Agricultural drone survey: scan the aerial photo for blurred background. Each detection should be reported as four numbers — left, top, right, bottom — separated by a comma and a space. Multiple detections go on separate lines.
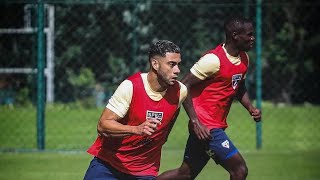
0, 0, 319, 179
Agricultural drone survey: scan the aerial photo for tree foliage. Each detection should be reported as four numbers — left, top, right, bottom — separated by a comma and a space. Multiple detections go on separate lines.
1, 1, 319, 104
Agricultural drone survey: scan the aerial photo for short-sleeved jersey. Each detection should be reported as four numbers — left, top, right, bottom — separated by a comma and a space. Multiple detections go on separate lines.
87, 72, 184, 176
106, 73, 187, 118
190, 44, 249, 130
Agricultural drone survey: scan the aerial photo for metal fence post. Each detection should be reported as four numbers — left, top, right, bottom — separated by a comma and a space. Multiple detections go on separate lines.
255, 0, 262, 149
37, 0, 45, 150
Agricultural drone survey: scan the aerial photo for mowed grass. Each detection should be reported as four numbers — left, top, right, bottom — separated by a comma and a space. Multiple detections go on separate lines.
0, 102, 320, 179
0, 150, 319, 180
160, 149, 320, 180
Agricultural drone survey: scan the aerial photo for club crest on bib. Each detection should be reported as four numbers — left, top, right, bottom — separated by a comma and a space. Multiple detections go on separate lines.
146, 110, 164, 121
232, 74, 242, 90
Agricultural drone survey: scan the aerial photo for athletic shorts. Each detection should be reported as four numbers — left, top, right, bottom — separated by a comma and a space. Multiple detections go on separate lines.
84, 157, 156, 180
183, 128, 238, 172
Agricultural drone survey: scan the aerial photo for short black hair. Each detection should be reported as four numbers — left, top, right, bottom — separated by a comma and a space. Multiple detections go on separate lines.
148, 40, 180, 61
224, 16, 252, 36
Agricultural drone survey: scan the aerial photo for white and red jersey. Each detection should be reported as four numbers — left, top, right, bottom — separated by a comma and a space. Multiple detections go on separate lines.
87, 72, 181, 176
191, 44, 248, 130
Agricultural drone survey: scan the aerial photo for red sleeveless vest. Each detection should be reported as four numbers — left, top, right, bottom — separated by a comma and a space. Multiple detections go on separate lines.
87, 72, 180, 176
191, 44, 248, 130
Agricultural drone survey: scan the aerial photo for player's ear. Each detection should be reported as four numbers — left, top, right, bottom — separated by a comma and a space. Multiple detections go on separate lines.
232, 31, 238, 40
151, 58, 159, 70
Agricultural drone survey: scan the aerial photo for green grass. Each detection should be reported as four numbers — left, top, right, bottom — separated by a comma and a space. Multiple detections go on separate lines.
159, 149, 320, 180
0, 150, 319, 180
0, 152, 91, 180
0, 102, 320, 179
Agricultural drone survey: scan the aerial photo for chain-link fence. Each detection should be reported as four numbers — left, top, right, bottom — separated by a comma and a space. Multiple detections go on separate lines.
0, 1, 319, 152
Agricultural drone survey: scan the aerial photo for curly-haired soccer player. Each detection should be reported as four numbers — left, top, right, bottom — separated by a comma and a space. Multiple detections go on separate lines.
84, 40, 187, 180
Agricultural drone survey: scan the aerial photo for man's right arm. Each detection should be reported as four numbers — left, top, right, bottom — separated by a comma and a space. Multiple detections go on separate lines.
181, 54, 219, 140
97, 108, 161, 137
97, 80, 161, 138
181, 73, 211, 140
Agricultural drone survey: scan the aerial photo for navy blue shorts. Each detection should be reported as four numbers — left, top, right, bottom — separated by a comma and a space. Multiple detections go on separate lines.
183, 129, 238, 175
84, 157, 156, 180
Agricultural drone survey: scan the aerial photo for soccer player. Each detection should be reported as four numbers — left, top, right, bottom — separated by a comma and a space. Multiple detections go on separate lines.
157, 16, 262, 180
83, 40, 187, 180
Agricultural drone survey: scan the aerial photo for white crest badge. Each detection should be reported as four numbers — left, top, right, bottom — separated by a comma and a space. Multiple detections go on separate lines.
221, 140, 230, 148
146, 110, 164, 121
232, 74, 242, 90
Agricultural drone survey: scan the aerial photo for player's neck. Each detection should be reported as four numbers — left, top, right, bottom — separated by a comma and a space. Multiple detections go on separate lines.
224, 43, 240, 57
147, 72, 167, 92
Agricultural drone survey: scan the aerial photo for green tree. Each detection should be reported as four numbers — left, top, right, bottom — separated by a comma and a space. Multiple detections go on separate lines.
261, 2, 318, 104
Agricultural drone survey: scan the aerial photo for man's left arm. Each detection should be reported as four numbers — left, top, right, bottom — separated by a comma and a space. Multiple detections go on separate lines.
236, 81, 261, 122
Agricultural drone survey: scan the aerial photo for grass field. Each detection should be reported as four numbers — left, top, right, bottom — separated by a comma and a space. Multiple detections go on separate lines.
0, 102, 320, 179
0, 149, 319, 180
